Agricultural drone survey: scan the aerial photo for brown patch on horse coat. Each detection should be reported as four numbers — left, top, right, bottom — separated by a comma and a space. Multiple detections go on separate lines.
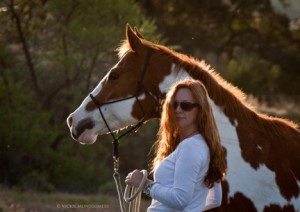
85, 51, 149, 112
208, 181, 257, 212
116, 41, 172, 120
264, 204, 296, 212
85, 39, 170, 121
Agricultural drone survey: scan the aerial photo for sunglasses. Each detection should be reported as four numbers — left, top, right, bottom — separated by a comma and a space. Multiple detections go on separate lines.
173, 101, 199, 112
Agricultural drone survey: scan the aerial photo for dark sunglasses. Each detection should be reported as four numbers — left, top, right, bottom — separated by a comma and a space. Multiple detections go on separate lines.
173, 101, 199, 112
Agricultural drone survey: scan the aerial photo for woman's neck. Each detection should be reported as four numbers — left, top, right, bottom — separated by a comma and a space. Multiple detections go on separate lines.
180, 128, 199, 140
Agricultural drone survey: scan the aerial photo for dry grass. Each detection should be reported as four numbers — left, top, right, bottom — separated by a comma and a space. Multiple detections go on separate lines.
0, 185, 151, 212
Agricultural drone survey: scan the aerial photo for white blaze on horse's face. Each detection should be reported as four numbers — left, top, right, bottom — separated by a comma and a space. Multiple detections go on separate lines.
67, 74, 107, 144
67, 65, 143, 144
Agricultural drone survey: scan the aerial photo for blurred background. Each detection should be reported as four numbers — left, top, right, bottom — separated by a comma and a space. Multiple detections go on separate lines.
0, 0, 299, 210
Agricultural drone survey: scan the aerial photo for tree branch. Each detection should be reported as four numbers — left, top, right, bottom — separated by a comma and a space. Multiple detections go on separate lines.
86, 49, 100, 92
8, 0, 41, 96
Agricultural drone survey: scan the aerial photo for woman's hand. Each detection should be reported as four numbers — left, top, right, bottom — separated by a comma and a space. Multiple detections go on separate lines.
125, 169, 144, 188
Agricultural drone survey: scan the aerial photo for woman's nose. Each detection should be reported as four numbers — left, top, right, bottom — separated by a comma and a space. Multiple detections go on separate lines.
175, 105, 182, 112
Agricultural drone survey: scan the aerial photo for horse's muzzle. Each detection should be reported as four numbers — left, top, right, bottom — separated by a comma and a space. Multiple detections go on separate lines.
67, 115, 95, 142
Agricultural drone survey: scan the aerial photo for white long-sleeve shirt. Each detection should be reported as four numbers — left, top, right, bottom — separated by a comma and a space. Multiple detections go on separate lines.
147, 134, 222, 211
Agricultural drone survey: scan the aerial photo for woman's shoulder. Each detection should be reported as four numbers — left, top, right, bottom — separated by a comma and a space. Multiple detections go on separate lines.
176, 134, 210, 163
178, 134, 208, 151
181, 134, 205, 145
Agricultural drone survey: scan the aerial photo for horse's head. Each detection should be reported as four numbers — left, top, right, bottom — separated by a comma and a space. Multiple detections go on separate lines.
67, 25, 165, 144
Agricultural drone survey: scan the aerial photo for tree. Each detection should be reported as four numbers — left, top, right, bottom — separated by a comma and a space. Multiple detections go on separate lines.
136, 0, 300, 102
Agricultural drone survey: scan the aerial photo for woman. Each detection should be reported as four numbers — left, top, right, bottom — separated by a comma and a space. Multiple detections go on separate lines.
125, 79, 226, 211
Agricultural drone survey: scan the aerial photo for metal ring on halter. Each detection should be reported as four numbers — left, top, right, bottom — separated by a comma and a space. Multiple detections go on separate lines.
124, 169, 148, 203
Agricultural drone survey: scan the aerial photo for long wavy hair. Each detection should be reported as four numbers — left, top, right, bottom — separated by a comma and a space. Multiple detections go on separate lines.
150, 79, 226, 187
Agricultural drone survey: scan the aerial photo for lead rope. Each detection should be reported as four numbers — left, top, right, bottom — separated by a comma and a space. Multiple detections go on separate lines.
90, 98, 148, 212
113, 156, 148, 212
113, 158, 127, 212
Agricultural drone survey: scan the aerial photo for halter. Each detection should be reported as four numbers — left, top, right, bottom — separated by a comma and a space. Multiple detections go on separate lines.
89, 48, 156, 212
89, 48, 155, 161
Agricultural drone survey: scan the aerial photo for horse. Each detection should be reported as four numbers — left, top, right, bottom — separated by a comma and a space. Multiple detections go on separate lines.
67, 24, 300, 211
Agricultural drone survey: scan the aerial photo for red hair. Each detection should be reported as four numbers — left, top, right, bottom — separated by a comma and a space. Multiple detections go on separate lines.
150, 79, 226, 187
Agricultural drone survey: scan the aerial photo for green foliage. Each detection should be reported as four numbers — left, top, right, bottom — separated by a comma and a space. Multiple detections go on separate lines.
0, 70, 118, 193
0, 0, 161, 193
0, 71, 57, 188
224, 49, 281, 100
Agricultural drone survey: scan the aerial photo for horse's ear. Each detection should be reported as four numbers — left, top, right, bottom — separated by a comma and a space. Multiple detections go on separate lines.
126, 24, 145, 53
134, 27, 145, 39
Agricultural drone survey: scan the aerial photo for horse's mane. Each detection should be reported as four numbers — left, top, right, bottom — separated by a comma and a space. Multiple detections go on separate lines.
117, 39, 299, 132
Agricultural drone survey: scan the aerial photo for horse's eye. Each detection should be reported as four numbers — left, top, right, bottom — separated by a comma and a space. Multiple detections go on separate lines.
108, 72, 119, 81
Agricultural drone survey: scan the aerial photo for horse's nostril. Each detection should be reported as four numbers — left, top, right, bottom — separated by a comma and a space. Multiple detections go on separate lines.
67, 116, 73, 127
75, 118, 95, 139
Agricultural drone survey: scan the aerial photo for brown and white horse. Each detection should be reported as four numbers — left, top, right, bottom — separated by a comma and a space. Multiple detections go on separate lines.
67, 25, 300, 211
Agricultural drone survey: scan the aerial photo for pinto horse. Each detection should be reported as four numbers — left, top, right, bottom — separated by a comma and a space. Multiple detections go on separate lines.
67, 25, 300, 211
